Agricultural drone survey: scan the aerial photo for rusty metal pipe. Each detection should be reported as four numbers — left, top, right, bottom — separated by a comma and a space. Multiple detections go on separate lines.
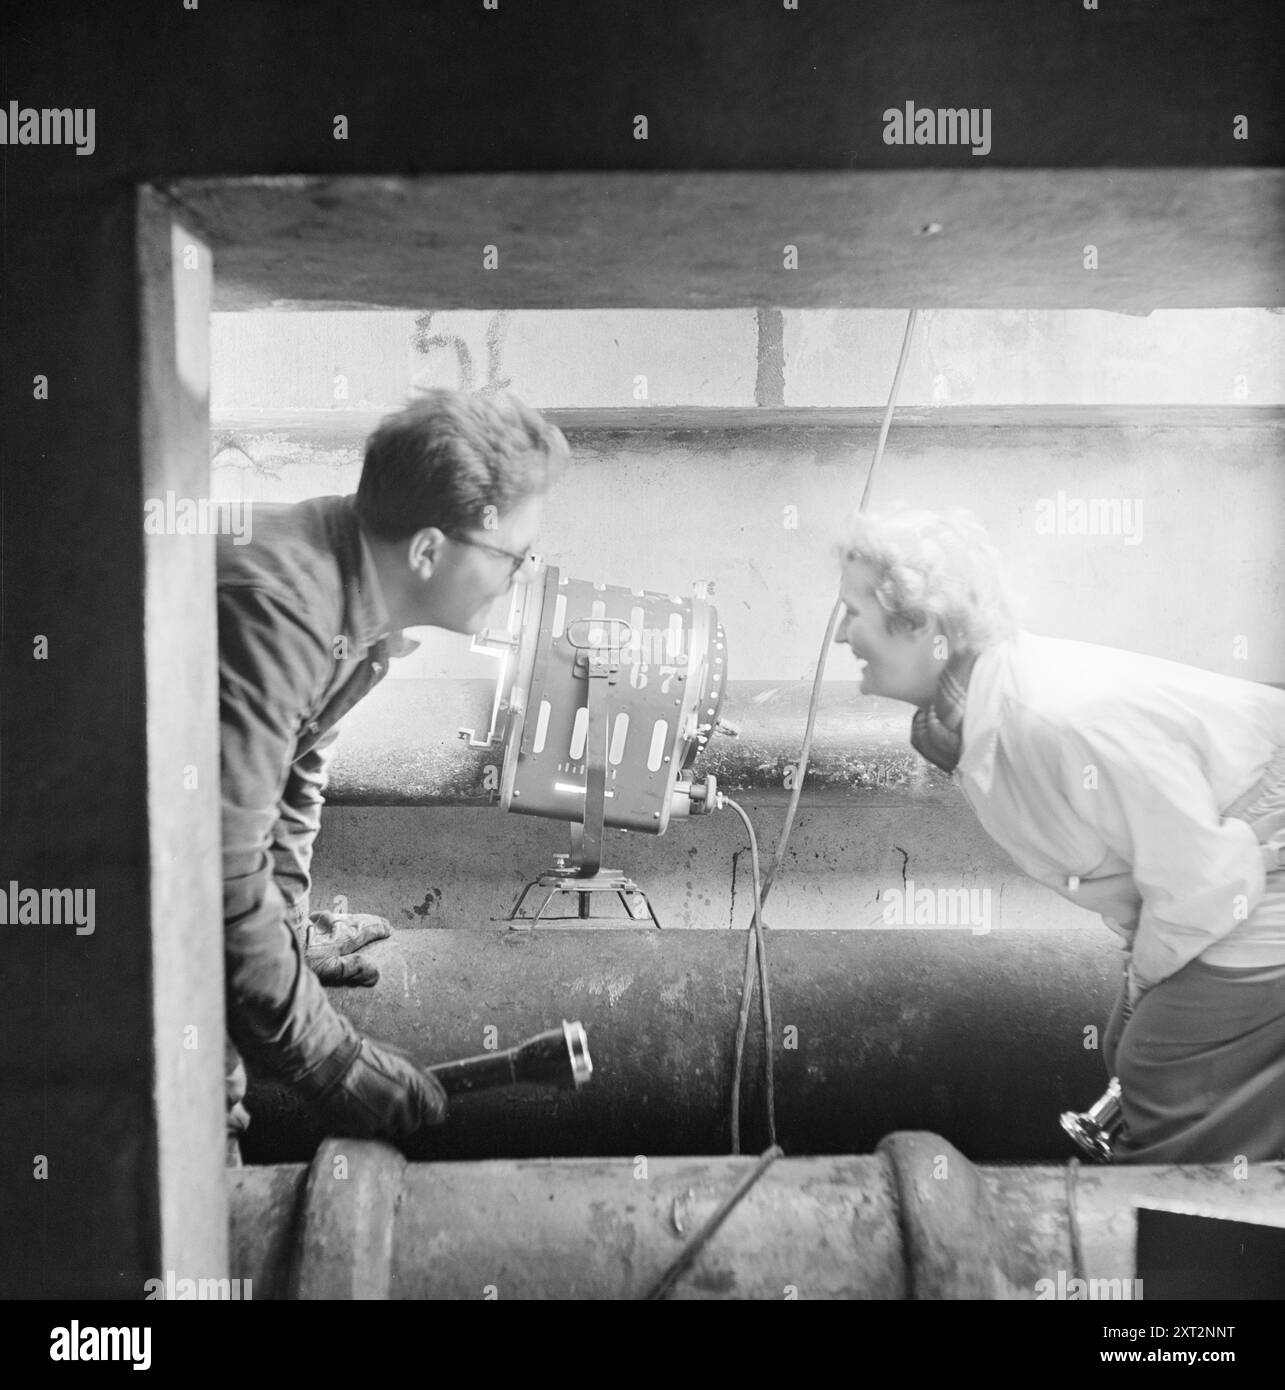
228, 1134, 1285, 1300
242, 927, 1119, 1163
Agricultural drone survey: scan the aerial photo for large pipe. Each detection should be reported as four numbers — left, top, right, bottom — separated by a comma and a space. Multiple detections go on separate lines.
243, 927, 1119, 1163
228, 1134, 1285, 1300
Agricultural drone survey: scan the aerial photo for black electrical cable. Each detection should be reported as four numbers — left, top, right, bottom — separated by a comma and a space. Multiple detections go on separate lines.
729, 937, 759, 1155
725, 797, 773, 1153
1066, 1158, 1087, 1284
761, 307, 921, 908
726, 308, 920, 1156
758, 598, 846, 910
643, 1144, 784, 1300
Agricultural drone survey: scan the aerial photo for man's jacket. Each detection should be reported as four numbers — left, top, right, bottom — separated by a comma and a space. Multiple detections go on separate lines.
217, 494, 409, 1092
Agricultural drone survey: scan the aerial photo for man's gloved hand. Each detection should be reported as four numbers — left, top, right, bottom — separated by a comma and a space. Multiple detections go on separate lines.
305, 911, 392, 986
313, 1036, 449, 1144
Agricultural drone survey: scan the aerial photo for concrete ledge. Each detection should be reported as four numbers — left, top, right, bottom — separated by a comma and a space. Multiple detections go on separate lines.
214, 405, 1285, 445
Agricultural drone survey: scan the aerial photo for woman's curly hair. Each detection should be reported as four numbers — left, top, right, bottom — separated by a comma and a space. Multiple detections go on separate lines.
837, 507, 1017, 654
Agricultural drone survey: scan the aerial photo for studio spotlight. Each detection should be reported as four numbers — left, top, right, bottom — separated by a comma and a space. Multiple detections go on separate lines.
461, 565, 738, 925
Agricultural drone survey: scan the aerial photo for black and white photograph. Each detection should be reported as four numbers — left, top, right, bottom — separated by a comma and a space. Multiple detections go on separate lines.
2, 0, 1283, 1353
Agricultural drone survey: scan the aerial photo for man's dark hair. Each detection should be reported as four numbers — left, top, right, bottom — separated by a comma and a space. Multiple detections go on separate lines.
355, 390, 567, 541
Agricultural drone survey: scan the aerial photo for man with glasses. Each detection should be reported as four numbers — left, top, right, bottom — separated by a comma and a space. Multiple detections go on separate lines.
218, 389, 566, 1157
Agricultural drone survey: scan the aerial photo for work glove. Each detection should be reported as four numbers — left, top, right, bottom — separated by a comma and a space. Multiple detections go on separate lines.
305, 911, 392, 986
311, 1036, 449, 1144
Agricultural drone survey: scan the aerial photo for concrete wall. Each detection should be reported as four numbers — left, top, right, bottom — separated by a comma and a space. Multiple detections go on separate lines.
212, 308, 1285, 410
211, 310, 1285, 683
308, 803, 1107, 939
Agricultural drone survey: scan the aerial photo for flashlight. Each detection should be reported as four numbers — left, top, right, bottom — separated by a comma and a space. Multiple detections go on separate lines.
1059, 1077, 1125, 1161
427, 1020, 592, 1096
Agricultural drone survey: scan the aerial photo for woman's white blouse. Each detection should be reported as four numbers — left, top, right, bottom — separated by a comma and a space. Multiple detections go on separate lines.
953, 632, 1285, 988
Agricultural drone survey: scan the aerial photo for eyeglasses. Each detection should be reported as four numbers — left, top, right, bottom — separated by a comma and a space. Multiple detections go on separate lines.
446, 532, 534, 580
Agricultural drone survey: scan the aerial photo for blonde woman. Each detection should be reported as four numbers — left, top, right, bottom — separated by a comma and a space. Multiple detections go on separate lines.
836, 508, 1285, 1162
